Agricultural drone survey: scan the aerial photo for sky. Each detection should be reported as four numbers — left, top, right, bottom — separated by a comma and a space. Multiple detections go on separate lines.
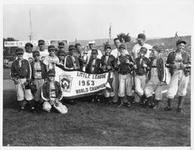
3, 0, 193, 42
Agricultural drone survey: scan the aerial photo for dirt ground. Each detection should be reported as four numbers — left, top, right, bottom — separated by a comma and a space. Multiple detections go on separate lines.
3, 69, 190, 146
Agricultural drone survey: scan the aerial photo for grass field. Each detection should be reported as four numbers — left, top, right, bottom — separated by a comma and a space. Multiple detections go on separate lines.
3, 68, 190, 146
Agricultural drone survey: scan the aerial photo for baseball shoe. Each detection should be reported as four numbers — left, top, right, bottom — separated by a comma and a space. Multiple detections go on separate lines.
164, 106, 172, 111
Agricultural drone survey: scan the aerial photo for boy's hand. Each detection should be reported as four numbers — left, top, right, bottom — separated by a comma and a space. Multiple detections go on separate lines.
13, 79, 19, 85
143, 63, 147, 68
107, 65, 112, 70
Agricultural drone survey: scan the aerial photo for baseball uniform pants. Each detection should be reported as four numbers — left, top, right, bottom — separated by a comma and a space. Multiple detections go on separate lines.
15, 78, 33, 101
118, 73, 133, 97
167, 70, 190, 99
135, 75, 147, 97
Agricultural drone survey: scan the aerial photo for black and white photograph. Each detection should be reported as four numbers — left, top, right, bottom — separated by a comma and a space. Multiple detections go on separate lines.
1, 0, 193, 149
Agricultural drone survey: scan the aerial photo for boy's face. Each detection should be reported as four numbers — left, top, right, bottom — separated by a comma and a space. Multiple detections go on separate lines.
92, 53, 97, 59
120, 48, 126, 56
49, 50, 55, 57
105, 48, 111, 55
137, 38, 145, 46
89, 44, 95, 49
72, 51, 79, 57
139, 51, 145, 58
25, 46, 33, 53
177, 43, 185, 52
39, 44, 45, 51
17, 54, 23, 60
153, 50, 159, 58
59, 55, 65, 61
114, 39, 121, 49
34, 55, 40, 61
48, 76, 55, 82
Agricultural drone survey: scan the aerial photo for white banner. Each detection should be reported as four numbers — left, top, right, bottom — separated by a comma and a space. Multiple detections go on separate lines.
55, 66, 109, 98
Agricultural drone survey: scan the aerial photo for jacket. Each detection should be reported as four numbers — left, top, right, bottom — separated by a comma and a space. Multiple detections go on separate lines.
166, 51, 190, 76
101, 55, 116, 72
117, 55, 134, 75
41, 81, 62, 101
86, 58, 102, 74
64, 55, 81, 71
11, 59, 31, 79
148, 57, 164, 82
135, 56, 151, 76
31, 60, 47, 80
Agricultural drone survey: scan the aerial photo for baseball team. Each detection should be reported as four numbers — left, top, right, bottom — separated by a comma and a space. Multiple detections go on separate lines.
10, 33, 191, 114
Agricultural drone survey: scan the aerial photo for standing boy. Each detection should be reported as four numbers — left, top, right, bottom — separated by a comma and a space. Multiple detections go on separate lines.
64, 45, 81, 71
101, 44, 116, 102
165, 39, 190, 112
31, 50, 47, 103
134, 47, 151, 105
43, 45, 59, 72
86, 49, 101, 74
11, 48, 34, 111
117, 44, 134, 107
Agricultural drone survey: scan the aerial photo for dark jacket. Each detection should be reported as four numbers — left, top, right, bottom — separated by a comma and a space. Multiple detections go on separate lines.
117, 55, 134, 75
148, 57, 164, 82
41, 81, 62, 101
166, 51, 190, 76
135, 56, 151, 76
31, 61, 47, 80
11, 59, 31, 79
101, 55, 116, 72
86, 58, 101, 74
64, 55, 81, 71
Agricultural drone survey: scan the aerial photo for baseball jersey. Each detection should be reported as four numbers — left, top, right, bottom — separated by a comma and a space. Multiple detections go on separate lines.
111, 48, 129, 59
23, 52, 33, 62
43, 55, 59, 71
132, 43, 152, 59
87, 49, 103, 60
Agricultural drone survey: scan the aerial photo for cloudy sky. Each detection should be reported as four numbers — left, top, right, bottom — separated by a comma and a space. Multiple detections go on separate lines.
3, 0, 193, 41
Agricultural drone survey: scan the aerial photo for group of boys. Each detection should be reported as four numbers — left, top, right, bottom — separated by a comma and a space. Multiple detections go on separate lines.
10, 33, 190, 113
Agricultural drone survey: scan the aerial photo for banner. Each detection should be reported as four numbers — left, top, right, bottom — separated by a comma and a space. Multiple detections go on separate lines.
55, 66, 109, 99
4, 40, 68, 47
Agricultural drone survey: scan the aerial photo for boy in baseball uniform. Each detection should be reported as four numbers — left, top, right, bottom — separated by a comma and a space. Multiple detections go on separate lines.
86, 49, 102, 74
101, 44, 116, 103
64, 45, 81, 71
11, 48, 34, 111
165, 39, 190, 112
41, 70, 68, 114
117, 44, 134, 107
144, 46, 165, 109
134, 47, 151, 105
43, 45, 59, 72
31, 51, 47, 105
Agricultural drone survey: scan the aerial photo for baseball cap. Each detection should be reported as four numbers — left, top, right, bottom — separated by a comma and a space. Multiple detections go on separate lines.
176, 39, 187, 46
38, 40, 45, 45
69, 45, 77, 51
33, 51, 40, 57
25, 42, 33, 48
105, 44, 111, 50
48, 45, 57, 52
140, 47, 147, 54
58, 50, 66, 56
119, 44, 126, 49
16, 48, 24, 55
91, 49, 98, 55
151, 45, 162, 53
137, 33, 146, 40
88, 41, 95, 45
47, 69, 55, 77
58, 41, 65, 48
